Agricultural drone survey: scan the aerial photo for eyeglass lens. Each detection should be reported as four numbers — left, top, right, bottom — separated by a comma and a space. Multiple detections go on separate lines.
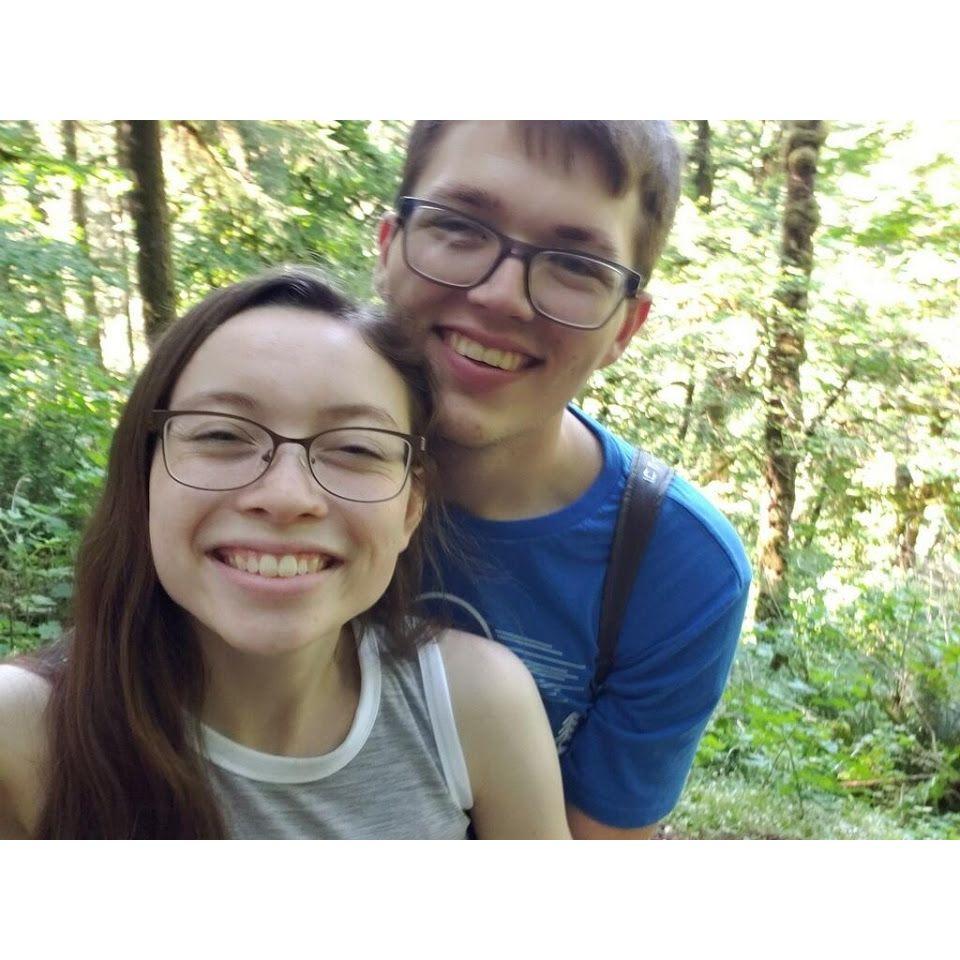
403, 204, 627, 328
162, 414, 412, 502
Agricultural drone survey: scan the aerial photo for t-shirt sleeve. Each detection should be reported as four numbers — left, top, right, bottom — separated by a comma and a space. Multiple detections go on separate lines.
560, 491, 751, 829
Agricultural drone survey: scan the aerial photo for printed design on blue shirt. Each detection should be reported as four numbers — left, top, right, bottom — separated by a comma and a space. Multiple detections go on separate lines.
555, 711, 584, 755
494, 630, 591, 708
419, 591, 593, 698
417, 591, 593, 752
417, 591, 495, 640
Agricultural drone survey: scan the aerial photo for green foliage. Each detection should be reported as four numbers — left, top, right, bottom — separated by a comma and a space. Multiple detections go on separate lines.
2, 119, 959, 838
168, 120, 404, 302
0, 490, 79, 658
682, 571, 960, 837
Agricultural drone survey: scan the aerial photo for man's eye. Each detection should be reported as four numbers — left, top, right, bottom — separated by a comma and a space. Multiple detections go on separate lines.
423, 214, 488, 241
553, 255, 601, 277
545, 254, 618, 288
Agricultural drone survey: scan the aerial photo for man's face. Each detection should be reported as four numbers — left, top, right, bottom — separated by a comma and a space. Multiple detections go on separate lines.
377, 121, 649, 451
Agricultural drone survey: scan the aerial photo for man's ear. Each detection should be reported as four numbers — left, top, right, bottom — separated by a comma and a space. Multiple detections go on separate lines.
373, 213, 398, 298
599, 292, 652, 368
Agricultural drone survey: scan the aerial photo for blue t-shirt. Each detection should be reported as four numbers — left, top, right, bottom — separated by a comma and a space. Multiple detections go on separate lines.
423, 406, 751, 828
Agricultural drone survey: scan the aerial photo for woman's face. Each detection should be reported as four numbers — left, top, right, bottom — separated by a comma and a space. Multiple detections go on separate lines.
148, 305, 423, 658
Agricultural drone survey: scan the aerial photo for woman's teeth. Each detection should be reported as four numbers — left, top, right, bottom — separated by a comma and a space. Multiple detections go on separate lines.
220, 550, 334, 578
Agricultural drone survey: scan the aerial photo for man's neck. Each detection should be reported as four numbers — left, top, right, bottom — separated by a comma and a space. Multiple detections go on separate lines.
436, 408, 604, 521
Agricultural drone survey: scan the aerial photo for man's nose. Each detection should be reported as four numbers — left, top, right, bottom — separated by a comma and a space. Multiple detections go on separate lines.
465, 251, 536, 323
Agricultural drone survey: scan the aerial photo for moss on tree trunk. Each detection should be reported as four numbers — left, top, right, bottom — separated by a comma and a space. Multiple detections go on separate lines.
117, 120, 176, 342
756, 121, 826, 623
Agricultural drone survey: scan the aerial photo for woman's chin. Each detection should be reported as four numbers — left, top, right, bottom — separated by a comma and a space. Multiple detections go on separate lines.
193, 616, 343, 662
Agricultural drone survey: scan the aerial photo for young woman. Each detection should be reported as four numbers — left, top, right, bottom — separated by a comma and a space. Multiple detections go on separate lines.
0, 266, 570, 839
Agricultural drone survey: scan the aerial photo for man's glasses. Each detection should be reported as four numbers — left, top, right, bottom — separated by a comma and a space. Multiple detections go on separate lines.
150, 411, 424, 503
395, 197, 646, 330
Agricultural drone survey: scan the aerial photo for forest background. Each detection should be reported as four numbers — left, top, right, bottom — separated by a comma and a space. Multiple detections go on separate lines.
1, 119, 957, 839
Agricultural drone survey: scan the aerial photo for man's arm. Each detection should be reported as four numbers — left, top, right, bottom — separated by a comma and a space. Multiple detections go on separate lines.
562, 564, 750, 831
567, 803, 657, 840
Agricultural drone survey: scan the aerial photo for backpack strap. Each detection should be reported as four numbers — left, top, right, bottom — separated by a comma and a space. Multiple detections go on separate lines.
591, 449, 675, 697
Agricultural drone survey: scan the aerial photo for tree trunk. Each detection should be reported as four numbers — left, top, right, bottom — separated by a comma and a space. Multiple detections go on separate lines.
62, 120, 104, 366
756, 121, 826, 623
691, 121, 713, 209
893, 464, 922, 570
116, 120, 176, 342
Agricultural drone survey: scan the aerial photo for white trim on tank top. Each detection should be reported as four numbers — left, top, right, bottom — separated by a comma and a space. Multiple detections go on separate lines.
198, 622, 381, 784
198, 621, 474, 811
418, 638, 474, 810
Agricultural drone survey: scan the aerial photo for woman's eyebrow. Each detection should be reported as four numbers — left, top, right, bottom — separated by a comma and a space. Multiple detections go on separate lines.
175, 390, 259, 411
321, 404, 400, 428
172, 395, 400, 429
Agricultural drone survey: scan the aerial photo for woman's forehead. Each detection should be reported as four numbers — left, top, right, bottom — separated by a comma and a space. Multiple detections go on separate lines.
170, 306, 412, 425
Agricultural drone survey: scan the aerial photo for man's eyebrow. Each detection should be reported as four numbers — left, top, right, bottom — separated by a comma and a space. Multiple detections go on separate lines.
423, 185, 619, 260
551, 225, 618, 260
428, 184, 503, 214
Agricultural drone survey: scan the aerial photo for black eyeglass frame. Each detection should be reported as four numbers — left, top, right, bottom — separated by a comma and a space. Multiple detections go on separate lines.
395, 196, 647, 330
149, 410, 426, 503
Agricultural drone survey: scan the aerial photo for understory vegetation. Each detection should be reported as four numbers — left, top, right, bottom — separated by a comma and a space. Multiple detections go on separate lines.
2, 120, 958, 838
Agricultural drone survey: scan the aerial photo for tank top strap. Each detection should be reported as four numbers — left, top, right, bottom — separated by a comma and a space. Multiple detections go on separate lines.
417, 639, 473, 810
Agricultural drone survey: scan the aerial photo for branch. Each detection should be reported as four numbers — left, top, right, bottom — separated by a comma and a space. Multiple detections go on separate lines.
805, 364, 858, 440
840, 774, 932, 789
173, 120, 232, 176
738, 345, 761, 383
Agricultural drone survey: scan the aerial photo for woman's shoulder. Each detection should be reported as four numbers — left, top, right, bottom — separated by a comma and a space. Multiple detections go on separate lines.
0, 664, 51, 838
0, 663, 50, 738
434, 629, 540, 711
432, 630, 549, 759
430, 631, 570, 839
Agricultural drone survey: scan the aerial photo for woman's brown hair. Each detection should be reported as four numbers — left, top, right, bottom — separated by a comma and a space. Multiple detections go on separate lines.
25, 265, 439, 838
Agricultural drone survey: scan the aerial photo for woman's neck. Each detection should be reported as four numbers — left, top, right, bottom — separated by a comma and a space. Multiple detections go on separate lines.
197, 623, 362, 757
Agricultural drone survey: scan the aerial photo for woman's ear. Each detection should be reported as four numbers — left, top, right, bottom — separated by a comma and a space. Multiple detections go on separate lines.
398, 469, 426, 551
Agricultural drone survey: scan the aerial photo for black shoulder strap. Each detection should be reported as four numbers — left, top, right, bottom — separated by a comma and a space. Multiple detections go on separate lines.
592, 449, 674, 697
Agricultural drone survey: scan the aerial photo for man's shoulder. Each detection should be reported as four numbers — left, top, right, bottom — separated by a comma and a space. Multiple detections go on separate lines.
575, 404, 751, 592
660, 472, 752, 591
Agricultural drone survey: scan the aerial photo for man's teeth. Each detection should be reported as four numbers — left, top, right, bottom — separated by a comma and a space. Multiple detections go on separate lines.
448, 332, 525, 372
221, 550, 333, 578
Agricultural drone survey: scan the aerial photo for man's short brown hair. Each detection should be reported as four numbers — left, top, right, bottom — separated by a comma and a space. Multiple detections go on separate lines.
396, 120, 683, 280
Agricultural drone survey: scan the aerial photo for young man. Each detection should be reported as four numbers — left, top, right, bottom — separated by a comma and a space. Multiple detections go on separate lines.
376, 121, 751, 839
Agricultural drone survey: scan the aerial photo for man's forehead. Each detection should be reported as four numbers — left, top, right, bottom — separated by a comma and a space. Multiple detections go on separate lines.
420, 120, 624, 188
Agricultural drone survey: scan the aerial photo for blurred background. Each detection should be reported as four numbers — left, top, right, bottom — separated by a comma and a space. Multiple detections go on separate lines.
1, 119, 957, 838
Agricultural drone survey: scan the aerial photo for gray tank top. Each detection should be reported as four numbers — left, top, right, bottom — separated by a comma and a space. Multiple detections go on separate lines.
200, 624, 473, 839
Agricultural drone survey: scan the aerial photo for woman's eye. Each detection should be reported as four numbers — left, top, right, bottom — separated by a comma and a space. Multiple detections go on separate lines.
338, 444, 386, 460
188, 427, 256, 444
197, 430, 246, 441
